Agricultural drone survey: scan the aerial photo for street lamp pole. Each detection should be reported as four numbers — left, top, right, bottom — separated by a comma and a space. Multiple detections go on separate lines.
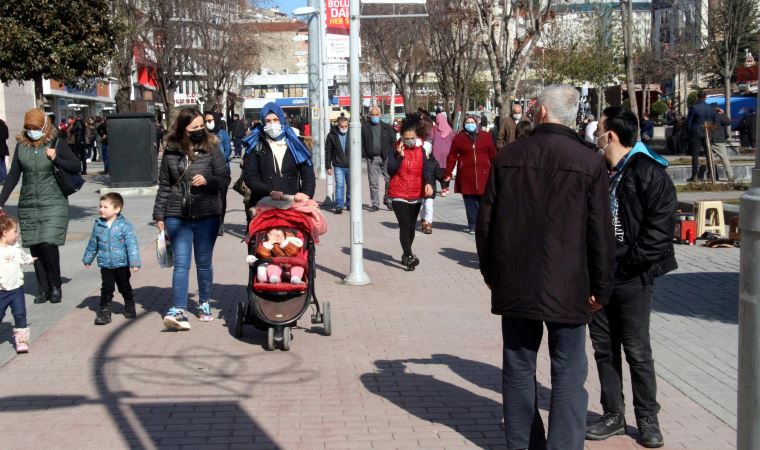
344, 0, 370, 286
318, 0, 333, 200
305, 0, 323, 171
738, 47, 760, 448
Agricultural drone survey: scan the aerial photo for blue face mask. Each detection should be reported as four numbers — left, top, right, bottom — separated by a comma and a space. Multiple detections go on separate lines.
464, 123, 477, 133
370, 116, 380, 125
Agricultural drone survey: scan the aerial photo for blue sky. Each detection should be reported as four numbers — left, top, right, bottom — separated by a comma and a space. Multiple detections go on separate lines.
267, 0, 306, 14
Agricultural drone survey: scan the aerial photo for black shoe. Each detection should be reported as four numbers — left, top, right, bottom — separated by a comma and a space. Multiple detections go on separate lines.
124, 302, 136, 319
636, 415, 664, 448
369, 205, 380, 212
94, 308, 112, 325
50, 287, 62, 303
218, 224, 224, 236
333, 207, 343, 215
34, 291, 49, 304
585, 412, 626, 440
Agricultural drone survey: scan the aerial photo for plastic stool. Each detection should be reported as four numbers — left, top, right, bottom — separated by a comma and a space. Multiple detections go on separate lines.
694, 201, 726, 237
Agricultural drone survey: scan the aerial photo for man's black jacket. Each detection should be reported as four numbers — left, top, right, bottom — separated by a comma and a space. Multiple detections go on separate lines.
325, 127, 350, 169
361, 121, 395, 160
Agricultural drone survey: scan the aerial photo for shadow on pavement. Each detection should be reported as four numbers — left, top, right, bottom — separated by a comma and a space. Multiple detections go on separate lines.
653, 272, 738, 323
68, 204, 99, 221
341, 246, 404, 269
438, 247, 480, 270
360, 356, 551, 448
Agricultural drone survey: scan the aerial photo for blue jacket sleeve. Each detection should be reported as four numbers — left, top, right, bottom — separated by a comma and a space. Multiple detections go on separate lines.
82, 222, 99, 265
124, 222, 141, 268
219, 130, 232, 161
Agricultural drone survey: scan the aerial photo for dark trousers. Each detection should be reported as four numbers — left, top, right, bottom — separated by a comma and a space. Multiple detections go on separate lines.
73, 143, 87, 174
100, 267, 134, 307
463, 195, 481, 231
391, 201, 422, 257
589, 276, 659, 418
0, 287, 26, 328
502, 317, 588, 450
689, 136, 708, 179
233, 138, 244, 157
29, 243, 61, 294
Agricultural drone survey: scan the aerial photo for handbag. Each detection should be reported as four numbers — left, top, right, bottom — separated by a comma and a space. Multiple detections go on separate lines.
232, 174, 250, 197
52, 139, 85, 197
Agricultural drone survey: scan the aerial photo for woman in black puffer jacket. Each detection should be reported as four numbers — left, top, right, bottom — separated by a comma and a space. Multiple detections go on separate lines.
153, 108, 231, 331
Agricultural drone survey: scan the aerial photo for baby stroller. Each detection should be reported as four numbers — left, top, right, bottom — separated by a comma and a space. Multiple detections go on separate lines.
233, 197, 331, 351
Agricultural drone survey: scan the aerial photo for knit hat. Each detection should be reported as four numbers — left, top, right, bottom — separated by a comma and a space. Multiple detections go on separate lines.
23, 108, 46, 130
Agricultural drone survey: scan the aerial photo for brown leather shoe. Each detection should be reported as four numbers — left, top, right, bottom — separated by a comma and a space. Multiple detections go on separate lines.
423, 222, 433, 234
420, 220, 428, 231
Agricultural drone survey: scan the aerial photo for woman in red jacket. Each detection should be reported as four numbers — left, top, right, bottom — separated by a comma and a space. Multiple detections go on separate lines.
387, 119, 434, 271
443, 114, 497, 234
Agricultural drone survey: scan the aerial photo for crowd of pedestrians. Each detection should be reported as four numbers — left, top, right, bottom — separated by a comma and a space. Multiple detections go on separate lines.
4, 81, 751, 449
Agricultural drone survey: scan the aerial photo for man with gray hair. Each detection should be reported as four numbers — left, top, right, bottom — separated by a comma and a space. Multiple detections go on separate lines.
476, 84, 616, 449
361, 106, 396, 211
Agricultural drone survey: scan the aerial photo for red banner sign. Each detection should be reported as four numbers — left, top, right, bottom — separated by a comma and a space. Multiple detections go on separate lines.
326, 0, 349, 35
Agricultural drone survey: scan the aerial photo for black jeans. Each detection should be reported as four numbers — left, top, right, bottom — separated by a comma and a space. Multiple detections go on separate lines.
73, 143, 87, 174
589, 276, 660, 418
463, 195, 481, 231
502, 317, 588, 450
29, 243, 61, 293
689, 136, 708, 179
100, 267, 134, 307
391, 201, 422, 257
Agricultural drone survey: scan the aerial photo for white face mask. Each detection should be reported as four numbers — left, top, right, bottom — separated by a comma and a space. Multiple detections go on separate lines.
263, 123, 282, 138
512, 113, 522, 120
205, 121, 215, 131
338, 127, 348, 134
27, 129, 44, 141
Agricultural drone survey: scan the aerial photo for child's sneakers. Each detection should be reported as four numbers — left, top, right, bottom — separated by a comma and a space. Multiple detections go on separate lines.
94, 307, 112, 325
198, 302, 214, 322
13, 328, 29, 354
163, 307, 191, 331
124, 302, 136, 319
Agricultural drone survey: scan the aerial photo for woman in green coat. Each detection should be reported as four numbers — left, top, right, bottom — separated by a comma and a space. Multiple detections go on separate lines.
0, 108, 81, 304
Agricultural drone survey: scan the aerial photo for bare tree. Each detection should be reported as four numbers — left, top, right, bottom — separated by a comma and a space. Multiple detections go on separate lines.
423, 0, 482, 127
471, 0, 554, 123
111, 0, 141, 113
704, 0, 759, 118
361, 5, 430, 111
620, 0, 639, 130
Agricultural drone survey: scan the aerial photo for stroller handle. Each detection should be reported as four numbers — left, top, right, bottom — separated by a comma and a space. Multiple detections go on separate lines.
281, 194, 296, 202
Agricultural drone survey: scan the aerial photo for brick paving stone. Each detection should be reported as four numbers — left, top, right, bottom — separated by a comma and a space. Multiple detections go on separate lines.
0, 166, 738, 449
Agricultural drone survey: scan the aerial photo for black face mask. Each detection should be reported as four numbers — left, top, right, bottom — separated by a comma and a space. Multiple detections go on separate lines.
188, 129, 206, 144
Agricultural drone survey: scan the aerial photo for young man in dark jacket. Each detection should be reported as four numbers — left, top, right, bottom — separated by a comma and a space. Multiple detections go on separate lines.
476, 84, 616, 450
686, 91, 716, 181
586, 107, 677, 448
326, 116, 350, 213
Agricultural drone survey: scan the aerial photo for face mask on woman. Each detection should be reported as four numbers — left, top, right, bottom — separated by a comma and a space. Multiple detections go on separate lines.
464, 123, 477, 133
264, 123, 282, 139
188, 129, 206, 143
403, 138, 416, 147
27, 129, 44, 141
205, 121, 215, 131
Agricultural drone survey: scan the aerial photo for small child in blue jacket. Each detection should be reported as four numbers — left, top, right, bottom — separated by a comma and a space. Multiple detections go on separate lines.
83, 193, 141, 325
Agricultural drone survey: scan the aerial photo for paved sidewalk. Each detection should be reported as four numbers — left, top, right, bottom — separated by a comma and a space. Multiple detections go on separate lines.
0, 166, 738, 449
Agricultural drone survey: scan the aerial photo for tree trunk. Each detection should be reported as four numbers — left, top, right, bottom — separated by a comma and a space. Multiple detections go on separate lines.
597, 86, 604, 120
622, 0, 640, 138
724, 74, 732, 119
34, 74, 45, 109
115, 85, 134, 113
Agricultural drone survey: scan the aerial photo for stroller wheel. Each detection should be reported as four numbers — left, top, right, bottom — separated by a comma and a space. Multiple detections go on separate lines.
266, 327, 275, 351
282, 327, 292, 351
233, 302, 244, 337
323, 302, 332, 336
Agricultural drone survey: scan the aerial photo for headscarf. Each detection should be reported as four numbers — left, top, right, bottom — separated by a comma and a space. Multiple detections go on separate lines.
435, 112, 452, 139
204, 111, 222, 134
243, 102, 312, 166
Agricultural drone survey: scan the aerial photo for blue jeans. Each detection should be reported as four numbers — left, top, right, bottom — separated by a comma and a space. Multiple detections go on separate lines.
463, 195, 481, 231
165, 216, 221, 309
102, 143, 110, 172
334, 166, 350, 208
502, 317, 588, 450
0, 287, 27, 328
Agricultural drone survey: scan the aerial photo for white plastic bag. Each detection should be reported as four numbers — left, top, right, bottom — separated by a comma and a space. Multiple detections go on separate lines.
156, 230, 174, 268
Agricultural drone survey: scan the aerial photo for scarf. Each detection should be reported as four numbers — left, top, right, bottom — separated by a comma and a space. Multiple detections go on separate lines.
243, 102, 312, 166
435, 112, 452, 139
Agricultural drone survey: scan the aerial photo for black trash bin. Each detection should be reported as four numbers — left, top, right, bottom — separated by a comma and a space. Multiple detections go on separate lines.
107, 113, 158, 188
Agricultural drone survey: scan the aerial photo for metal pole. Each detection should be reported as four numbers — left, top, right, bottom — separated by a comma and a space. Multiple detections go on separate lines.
317, 0, 328, 182
344, 0, 371, 286
318, 0, 334, 204
390, 83, 395, 124
738, 39, 760, 449
307, 0, 323, 171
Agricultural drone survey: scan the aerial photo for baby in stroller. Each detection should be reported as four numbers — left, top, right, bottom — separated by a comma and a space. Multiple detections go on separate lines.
247, 227, 306, 285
